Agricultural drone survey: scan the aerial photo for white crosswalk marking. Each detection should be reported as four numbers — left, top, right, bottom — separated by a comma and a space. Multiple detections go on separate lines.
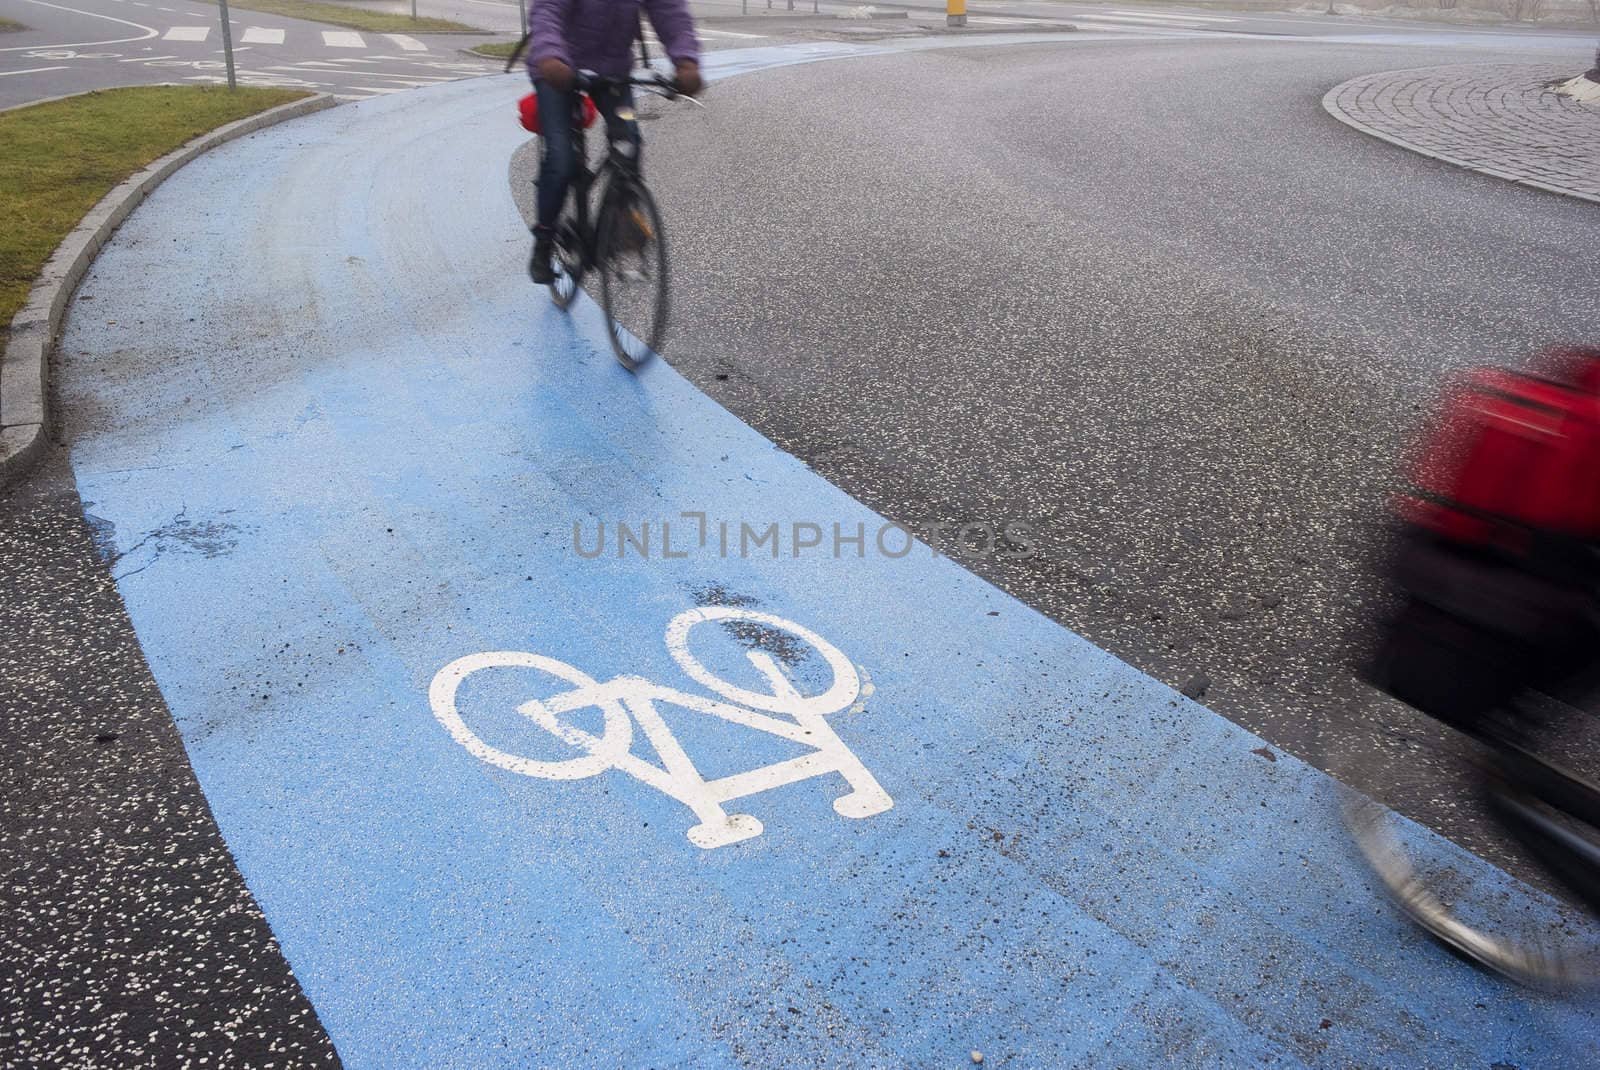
1068, 13, 1203, 27
381, 33, 427, 51
322, 30, 365, 47
1108, 7, 1235, 20
241, 27, 285, 44
697, 27, 768, 39
163, 26, 210, 41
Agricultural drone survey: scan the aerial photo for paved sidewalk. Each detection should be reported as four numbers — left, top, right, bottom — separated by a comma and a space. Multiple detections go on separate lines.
1324, 62, 1600, 202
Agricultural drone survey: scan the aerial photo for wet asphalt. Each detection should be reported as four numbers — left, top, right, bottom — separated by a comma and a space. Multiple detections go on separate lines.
510, 36, 1600, 884
0, 450, 340, 1068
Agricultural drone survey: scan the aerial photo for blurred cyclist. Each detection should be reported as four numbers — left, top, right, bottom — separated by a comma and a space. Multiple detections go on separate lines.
525, 0, 702, 284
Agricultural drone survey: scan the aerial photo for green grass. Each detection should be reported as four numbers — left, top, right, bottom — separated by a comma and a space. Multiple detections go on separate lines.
0, 85, 310, 329
469, 40, 519, 59
202, 0, 478, 32
0, 17, 28, 32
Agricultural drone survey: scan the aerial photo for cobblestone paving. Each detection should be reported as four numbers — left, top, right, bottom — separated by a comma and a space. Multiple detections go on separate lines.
1324, 63, 1600, 203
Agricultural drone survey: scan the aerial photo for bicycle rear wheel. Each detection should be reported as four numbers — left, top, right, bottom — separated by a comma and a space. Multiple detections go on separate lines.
597, 180, 668, 370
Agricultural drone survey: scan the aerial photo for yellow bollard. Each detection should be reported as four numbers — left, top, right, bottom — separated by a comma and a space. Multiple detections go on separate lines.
947, 0, 966, 27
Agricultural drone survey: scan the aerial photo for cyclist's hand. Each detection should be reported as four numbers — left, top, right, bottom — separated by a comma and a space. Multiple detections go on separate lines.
538, 58, 576, 91
673, 61, 702, 97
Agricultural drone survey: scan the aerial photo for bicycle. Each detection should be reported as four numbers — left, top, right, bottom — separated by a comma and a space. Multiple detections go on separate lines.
534, 70, 694, 370
1339, 708, 1600, 988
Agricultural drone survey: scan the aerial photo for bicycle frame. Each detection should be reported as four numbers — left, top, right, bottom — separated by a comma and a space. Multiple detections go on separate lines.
554, 78, 661, 275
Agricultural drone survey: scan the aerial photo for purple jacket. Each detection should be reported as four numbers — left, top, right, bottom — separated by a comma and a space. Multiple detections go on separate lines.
526, 0, 699, 79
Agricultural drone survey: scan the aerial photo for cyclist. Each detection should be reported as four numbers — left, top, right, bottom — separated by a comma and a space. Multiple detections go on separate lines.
525, 0, 703, 284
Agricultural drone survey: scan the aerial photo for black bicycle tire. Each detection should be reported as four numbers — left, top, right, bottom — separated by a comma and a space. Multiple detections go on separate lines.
547, 216, 582, 310
597, 178, 668, 371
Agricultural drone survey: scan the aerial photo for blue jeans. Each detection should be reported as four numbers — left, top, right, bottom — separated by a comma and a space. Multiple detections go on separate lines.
534, 79, 642, 232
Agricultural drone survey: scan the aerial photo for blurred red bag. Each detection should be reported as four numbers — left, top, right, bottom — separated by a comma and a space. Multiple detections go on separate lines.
1400, 346, 1600, 561
518, 92, 598, 134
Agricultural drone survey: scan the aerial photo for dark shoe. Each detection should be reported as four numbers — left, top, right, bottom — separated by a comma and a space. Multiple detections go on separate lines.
529, 233, 555, 284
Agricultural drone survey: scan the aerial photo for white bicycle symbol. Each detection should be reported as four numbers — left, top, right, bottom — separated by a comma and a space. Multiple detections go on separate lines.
429, 606, 894, 849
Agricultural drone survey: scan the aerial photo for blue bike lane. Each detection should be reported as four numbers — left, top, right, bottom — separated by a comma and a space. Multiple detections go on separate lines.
58, 41, 1599, 1068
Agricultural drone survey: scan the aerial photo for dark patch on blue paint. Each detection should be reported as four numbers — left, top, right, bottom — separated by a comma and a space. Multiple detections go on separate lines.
107, 509, 250, 580
84, 513, 118, 566
138, 509, 245, 560
690, 584, 812, 668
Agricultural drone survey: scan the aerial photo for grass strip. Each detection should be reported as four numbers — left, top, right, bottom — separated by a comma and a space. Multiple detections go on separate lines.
0, 17, 28, 31
201, 0, 477, 32
470, 40, 519, 59
1, 85, 310, 328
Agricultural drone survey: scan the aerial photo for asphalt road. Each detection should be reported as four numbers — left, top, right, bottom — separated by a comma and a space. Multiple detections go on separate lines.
0, 0, 498, 106
525, 32, 1600, 880
0, 454, 341, 1068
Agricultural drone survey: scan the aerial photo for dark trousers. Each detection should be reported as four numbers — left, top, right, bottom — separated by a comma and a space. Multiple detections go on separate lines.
534, 79, 642, 232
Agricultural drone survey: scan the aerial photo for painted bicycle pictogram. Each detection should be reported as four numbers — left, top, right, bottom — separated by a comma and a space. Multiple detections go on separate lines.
428, 606, 893, 848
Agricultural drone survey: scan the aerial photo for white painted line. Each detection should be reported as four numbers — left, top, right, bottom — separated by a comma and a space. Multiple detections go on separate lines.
1068, 13, 1200, 26
0, 64, 70, 76
119, 52, 174, 60
339, 75, 453, 86
163, 25, 209, 40
345, 84, 404, 93
1076, 11, 1199, 23
241, 26, 285, 44
381, 33, 426, 51
321, 30, 365, 47
1108, 7, 1235, 20
698, 27, 768, 39
2, 0, 159, 52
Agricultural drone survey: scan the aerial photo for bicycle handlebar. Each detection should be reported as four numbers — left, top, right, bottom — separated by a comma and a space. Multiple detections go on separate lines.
572, 69, 689, 102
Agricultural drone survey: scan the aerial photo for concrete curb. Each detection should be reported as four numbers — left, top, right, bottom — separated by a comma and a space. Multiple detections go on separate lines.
0, 90, 338, 491
1320, 68, 1600, 209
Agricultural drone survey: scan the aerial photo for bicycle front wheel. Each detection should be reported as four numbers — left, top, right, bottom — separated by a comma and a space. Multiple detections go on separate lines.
597, 180, 668, 370
548, 218, 583, 310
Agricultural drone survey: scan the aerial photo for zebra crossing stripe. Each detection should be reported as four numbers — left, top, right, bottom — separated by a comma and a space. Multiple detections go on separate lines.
1107, 7, 1235, 20
382, 33, 427, 51
163, 26, 209, 41
322, 30, 366, 48
241, 27, 286, 44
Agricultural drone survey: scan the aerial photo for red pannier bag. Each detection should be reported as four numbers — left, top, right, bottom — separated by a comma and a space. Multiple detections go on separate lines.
518, 92, 598, 135
1400, 347, 1600, 561
1373, 346, 1600, 725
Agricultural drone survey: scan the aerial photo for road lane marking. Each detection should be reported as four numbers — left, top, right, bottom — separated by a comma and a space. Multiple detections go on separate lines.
321, 30, 365, 47
163, 25, 209, 40
381, 33, 426, 50
337, 75, 456, 86
430, 608, 892, 849
241, 26, 284, 43
1071, 11, 1210, 24
0, 64, 70, 76
120, 52, 174, 59
1108, 7, 1236, 19
2, 0, 158, 52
